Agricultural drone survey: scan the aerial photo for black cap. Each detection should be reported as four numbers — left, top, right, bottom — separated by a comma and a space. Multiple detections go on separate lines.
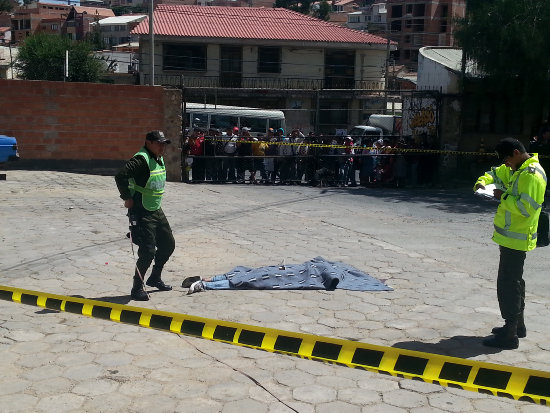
495, 137, 525, 163
146, 130, 171, 144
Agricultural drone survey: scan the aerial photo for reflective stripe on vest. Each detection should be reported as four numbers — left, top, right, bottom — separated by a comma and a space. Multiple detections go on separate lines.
520, 192, 542, 212
494, 224, 537, 241
508, 163, 545, 218
128, 148, 166, 211
531, 165, 547, 183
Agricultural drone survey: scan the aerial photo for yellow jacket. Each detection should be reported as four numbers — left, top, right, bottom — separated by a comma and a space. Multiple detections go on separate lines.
475, 154, 547, 251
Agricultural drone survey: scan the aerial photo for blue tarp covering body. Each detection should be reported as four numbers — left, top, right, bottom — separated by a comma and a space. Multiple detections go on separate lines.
215, 257, 392, 291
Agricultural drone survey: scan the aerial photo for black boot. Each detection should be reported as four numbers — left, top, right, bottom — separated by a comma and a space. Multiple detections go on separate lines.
484, 319, 519, 349
131, 275, 149, 301
146, 265, 172, 291
492, 313, 526, 338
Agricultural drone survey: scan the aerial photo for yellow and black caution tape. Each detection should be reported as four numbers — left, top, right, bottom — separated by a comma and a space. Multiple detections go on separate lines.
1, 284, 549, 405
196, 137, 503, 157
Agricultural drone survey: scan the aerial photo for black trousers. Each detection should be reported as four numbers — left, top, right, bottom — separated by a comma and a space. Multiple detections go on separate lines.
497, 246, 526, 321
135, 208, 175, 277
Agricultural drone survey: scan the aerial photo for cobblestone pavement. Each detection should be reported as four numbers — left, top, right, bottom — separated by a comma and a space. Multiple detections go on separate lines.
1, 170, 549, 413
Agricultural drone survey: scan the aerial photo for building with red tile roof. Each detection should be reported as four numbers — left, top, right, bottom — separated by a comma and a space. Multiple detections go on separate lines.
327, 0, 361, 27
62, 5, 115, 41
132, 5, 391, 45
11, 2, 72, 43
0, 27, 11, 44
133, 5, 396, 133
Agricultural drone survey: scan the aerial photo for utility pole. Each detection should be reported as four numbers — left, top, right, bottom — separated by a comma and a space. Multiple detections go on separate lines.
64, 50, 69, 82
384, 36, 390, 115
8, 43, 13, 79
149, 0, 154, 85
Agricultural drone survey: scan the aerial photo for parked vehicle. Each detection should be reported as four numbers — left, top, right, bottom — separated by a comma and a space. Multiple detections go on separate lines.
348, 114, 402, 146
184, 102, 286, 136
0, 135, 19, 163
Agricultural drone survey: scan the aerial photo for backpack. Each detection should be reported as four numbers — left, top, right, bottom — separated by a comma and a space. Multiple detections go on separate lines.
537, 209, 549, 247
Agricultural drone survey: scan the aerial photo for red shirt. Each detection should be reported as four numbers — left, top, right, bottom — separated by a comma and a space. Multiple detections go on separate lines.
190, 136, 204, 156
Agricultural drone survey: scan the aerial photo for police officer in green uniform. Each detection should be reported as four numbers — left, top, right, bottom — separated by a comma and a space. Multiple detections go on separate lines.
115, 130, 175, 301
475, 138, 547, 349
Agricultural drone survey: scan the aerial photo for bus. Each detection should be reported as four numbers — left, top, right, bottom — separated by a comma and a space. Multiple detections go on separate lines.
184, 102, 286, 136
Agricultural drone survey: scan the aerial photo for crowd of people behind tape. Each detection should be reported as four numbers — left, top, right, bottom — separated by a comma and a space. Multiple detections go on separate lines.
182, 126, 438, 187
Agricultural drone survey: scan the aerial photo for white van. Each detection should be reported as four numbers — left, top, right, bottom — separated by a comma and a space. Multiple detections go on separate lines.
348, 114, 402, 146
184, 102, 286, 136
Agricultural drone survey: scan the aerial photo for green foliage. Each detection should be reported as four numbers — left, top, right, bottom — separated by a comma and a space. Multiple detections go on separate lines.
274, 0, 311, 15
111, 5, 148, 16
68, 41, 105, 82
86, 15, 104, 51
455, 0, 550, 118
274, 0, 291, 8
313, 0, 330, 21
0, 0, 13, 12
14, 33, 104, 82
298, 0, 311, 15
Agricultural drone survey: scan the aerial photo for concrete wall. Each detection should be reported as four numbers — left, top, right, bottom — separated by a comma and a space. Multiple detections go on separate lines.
356, 49, 386, 89
417, 53, 458, 93
0, 79, 183, 181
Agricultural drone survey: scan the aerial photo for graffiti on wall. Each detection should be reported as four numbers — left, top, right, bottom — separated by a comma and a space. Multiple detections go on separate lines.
409, 106, 436, 130
402, 96, 439, 140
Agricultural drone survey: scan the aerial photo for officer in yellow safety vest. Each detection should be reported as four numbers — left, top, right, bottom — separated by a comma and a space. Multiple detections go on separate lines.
115, 130, 175, 301
474, 137, 547, 349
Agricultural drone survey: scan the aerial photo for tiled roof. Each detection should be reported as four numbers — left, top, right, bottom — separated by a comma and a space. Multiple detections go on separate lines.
132, 5, 393, 45
37, 1, 72, 6
335, 0, 358, 6
73, 6, 115, 17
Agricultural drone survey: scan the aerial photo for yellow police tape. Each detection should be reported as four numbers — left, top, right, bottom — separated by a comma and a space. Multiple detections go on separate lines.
1, 284, 549, 405
200, 138, 502, 156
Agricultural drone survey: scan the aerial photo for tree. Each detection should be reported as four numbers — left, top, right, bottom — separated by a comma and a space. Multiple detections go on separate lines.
14, 33, 104, 82
0, 0, 14, 12
455, 0, 550, 125
86, 14, 104, 51
111, 5, 147, 16
274, 0, 311, 15
313, 0, 330, 21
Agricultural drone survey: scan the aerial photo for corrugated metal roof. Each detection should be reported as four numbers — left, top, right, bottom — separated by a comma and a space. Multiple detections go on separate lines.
419, 47, 478, 76
420, 47, 463, 72
97, 15, 147, 25
132, 5, 393, 46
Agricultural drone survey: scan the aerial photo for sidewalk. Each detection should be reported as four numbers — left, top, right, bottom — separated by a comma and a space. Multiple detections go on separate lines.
1, 170, 549, 413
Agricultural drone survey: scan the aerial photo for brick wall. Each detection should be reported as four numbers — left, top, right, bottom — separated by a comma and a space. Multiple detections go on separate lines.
0, 79, 183, 181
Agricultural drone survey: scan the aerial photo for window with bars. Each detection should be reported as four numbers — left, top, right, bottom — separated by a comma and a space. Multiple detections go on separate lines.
163, 44, 207, 71
257, 47, 281, 74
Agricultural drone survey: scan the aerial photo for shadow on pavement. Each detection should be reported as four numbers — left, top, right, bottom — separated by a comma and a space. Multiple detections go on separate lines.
33, 293, 162, 314
89, 290, 166, 305
392, 335, 503, 358
89, 295, 133, 305
316, 185, 495, 215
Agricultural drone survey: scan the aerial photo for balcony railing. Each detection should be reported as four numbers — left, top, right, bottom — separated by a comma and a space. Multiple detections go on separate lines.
148, 74, 385, 91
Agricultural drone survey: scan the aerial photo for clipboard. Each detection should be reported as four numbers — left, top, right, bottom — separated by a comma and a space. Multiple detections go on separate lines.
475, 183, 500, 202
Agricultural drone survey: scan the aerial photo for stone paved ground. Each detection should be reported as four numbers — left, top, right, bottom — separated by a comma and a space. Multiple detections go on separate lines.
1, 170, 549, 413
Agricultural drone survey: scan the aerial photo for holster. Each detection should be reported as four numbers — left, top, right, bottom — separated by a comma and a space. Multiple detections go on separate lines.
126, 211, 143, 246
